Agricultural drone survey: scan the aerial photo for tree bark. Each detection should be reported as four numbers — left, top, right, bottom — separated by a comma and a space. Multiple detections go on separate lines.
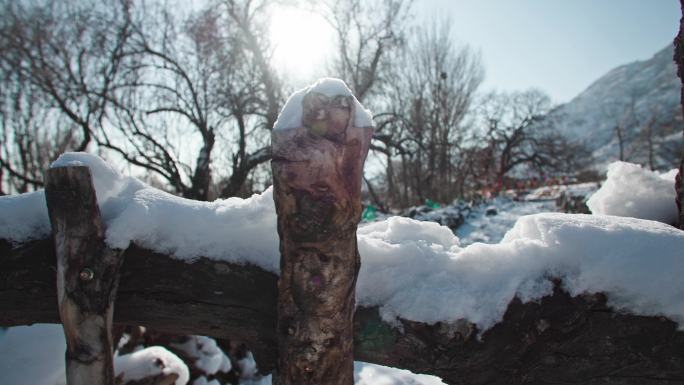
45, 166, 125, 385
674, 0, 684, 229
271, 89, 373, 384
188, 129, 215, 201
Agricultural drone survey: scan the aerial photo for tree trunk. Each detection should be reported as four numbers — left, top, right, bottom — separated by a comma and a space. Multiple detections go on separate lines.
271, 88, 373, 384
386, 153, 396, 208
220, 147, 272, 198
674, 0, 684, 229
188, 130, 215, 201
364, 176, 385, 213
615, 125, 625, 161
45, 166, 125, 385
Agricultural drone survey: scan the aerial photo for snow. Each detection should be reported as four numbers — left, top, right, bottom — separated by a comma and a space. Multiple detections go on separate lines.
0, 324, 66, 385
0, 325, 189, 385
0, 190, 50, 244
587, 161, 678, 224
273, 78, 374, 130
234, 362, 446, 385
242, 361, 444, 385
3, 153, 684, 383
456, 197, 556, 246
358, 213, 684, 330
354, 361, 446, 385
115, 346, 190, 385
0, 152, 281, 272
170, 335, 231, 375
194, 377, 221, 385
237, 351, 258, 379
2, 154, 684, 333
0, 324, 445, 385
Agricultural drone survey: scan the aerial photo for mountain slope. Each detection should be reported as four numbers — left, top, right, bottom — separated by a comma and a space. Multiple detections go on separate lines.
550, 44, 683, 169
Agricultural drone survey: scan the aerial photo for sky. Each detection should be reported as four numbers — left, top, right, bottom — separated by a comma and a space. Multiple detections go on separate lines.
270, 0, 679, 104
414, 0, 680, 104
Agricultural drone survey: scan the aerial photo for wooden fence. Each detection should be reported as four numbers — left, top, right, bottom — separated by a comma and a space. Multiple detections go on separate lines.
1, 165, 684, 384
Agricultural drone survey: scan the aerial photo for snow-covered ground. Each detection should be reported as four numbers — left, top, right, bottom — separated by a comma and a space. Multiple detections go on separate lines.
404, 182, 601, 247
0, 325, 445, 385
243, 362, 446, 385
455, 197, 557, 246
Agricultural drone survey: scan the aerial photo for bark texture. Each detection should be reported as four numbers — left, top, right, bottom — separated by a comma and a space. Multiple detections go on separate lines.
45, 166, 125, 385
2, 239, 684, 384
675, 0, 684, 229
271, 90, 373, 384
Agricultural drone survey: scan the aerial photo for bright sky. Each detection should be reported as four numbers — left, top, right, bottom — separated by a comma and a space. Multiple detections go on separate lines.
269, 4, 333, 83
270, 0, 679, 104
415, 0, 680, 103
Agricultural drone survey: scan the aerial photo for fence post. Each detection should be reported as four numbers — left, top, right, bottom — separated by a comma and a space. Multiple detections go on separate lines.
271, 85, 373, 384
45, 166, 124, 385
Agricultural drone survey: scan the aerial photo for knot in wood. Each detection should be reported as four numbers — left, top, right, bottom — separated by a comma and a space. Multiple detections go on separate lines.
79, 267, 95, 282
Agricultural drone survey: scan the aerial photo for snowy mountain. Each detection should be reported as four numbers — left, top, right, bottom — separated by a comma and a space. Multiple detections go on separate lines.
550, 44, 683, 169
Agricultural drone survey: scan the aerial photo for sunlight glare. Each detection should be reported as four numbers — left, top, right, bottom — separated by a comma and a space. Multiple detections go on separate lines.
269, 5, 333, 81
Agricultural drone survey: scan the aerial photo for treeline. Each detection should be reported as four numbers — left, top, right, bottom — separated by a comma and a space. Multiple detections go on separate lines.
0, 0, 590, 207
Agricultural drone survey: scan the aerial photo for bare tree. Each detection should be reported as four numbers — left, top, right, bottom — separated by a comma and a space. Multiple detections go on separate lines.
322, 0, 413, 103
639, 107, 659, 170
376, 21, 483, 206
0, 0, 282, 200
218, 0, 282, 198
0, 75, 77, 193
0, 0, 132, 152
609, 93, 641, 162
0, 0, 132, 193
99, 0, 281, 200
476, 89, 590, 192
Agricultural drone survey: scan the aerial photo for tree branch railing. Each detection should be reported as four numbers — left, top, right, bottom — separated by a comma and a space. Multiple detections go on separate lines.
2, 234, 684, 385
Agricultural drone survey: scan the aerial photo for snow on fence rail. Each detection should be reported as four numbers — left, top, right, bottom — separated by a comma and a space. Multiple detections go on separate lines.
2, 152, 684, 384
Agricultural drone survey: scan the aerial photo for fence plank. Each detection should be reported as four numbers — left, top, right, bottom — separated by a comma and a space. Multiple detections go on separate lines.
45, 166, 124, 385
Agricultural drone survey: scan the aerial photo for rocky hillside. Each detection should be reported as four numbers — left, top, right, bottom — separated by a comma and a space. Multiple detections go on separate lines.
550, 44, 683, 170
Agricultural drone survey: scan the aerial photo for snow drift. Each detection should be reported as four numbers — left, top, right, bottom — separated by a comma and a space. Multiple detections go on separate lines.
587, 161, 678, 224
115, 346, 190, 385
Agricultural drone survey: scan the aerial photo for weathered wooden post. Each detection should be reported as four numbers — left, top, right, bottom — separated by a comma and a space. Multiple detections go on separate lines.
675, 0, 684, 229
271, 79, 373, 384
45, 166, 124, 385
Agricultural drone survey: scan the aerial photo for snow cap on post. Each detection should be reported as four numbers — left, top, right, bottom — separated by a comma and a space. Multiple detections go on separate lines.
273, 77, 374, 131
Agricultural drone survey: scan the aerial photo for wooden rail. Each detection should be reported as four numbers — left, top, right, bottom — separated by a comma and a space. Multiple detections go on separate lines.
3, 236, 684, 384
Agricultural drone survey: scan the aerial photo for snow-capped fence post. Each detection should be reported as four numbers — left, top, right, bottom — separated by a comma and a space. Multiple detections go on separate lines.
45, 166, 125, 385
271, 80, 373, 384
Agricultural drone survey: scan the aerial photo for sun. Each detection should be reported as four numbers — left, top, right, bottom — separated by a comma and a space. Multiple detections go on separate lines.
269, 4, 334, 81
